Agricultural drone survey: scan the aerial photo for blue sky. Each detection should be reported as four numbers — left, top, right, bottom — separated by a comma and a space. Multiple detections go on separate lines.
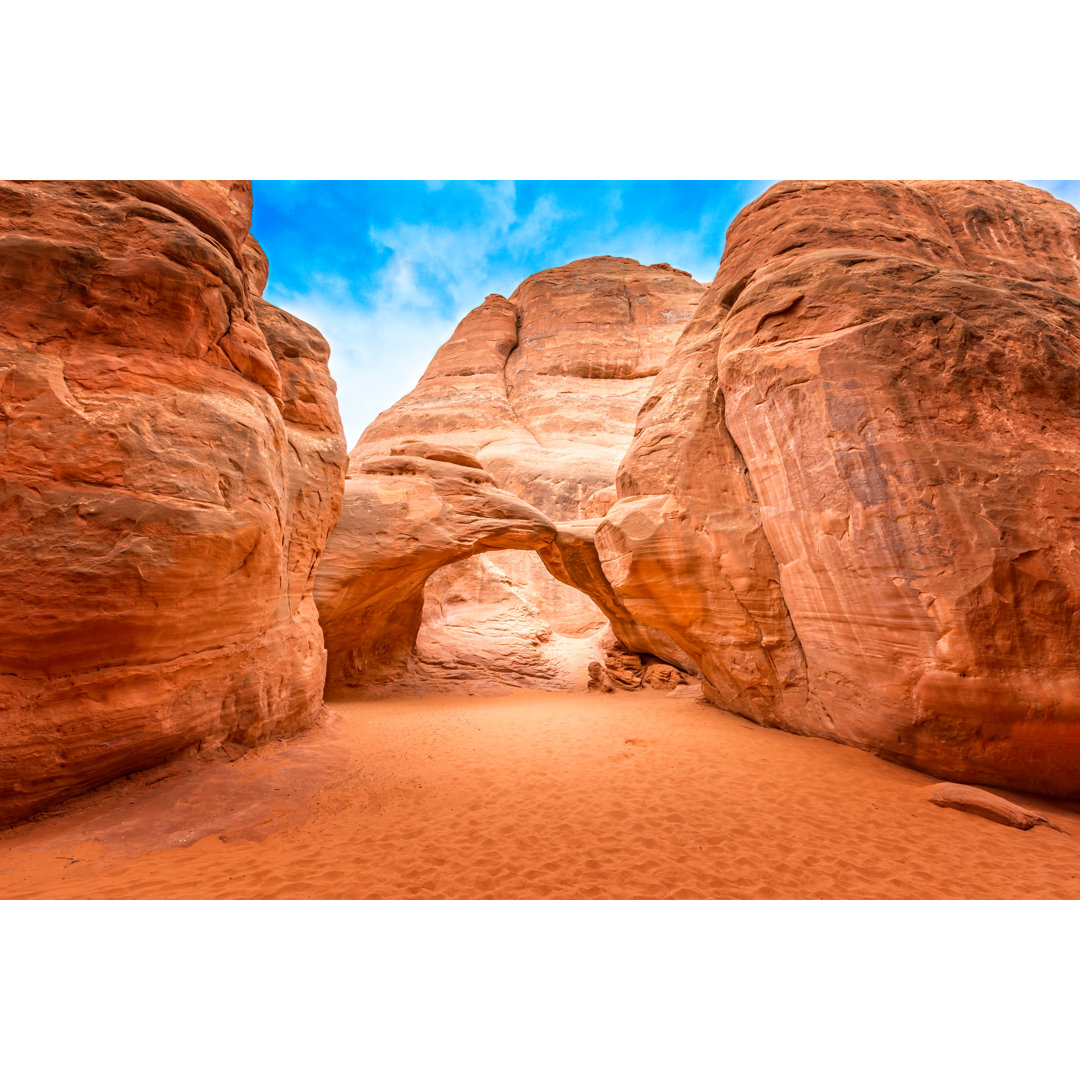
251, 180, 1080, 450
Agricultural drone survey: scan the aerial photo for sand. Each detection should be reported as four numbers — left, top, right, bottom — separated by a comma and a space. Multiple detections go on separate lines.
2, 689, 1079, 900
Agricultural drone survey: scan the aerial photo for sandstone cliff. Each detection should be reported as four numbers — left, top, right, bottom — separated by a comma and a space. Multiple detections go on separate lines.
0, 180, 347, 824
597, 180, 1080, 797
320, 258, 703, 689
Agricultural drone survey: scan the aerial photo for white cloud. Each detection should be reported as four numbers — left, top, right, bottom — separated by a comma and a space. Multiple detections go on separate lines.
1027, 180, 1080, 210
265, 282, 457, 453
270, 180, 775, 446
366, 181, 569, 311
505, 193, 565, 253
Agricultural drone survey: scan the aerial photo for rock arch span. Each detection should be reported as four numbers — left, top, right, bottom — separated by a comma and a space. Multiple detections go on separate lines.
314, 442, 693, 693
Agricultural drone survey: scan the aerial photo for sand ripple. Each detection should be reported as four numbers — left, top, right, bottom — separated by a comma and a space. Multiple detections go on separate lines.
2, 691, 1079, 899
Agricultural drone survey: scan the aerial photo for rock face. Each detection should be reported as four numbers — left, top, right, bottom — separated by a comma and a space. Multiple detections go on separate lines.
597, 180, 1080, 798
413, 557, 571, 690
322, 258, 704, 689
0, 180, 348, 825
357, 257, 705, 517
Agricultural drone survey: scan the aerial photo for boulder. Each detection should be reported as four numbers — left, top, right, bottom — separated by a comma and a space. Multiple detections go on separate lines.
587, 661, 616, 693
642, 663, 689, 690
580, 636, 690, 693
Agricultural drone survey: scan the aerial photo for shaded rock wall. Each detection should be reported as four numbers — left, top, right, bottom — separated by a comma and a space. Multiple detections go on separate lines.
0, 180, 347, 824
597, 180, 1080, 797
413, 556, 585, 690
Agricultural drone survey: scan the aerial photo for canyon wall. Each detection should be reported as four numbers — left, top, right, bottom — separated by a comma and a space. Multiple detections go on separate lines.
0, 180, 347, 824
597, 180, 1080, 797
320, 257, 703, 689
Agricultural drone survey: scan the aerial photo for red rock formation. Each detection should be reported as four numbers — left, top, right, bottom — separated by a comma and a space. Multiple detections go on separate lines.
584, 636, 690, 693
598, 180, 1080, 797
536, 519, 696, 672
0, 181, 347, 825
358, 258, 704, 518
315, 447, 558, 692
326, 257, 703, 688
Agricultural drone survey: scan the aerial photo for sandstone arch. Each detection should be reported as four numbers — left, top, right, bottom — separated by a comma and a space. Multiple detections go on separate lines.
315, 257, 705, 694
314, 444, 692, 693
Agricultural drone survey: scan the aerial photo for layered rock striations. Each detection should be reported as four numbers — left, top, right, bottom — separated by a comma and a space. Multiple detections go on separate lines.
597, 180, 1080, 797
0, 180, 347, 825
357, 257, 705, 518
322, 258, 703, 689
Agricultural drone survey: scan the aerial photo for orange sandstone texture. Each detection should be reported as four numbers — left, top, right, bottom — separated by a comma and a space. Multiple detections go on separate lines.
318, 258, 703, 690
357, 258, 705, 519
315, 448, 557, 692
597, 180, 1080, 797
0, 181, 347, 825
313, 441, 684, 693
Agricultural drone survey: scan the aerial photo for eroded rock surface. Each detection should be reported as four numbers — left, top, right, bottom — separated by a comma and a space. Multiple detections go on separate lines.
358, 257, 705, 517
0, 181, 347, 825
584, 636, 690, 693
323, 258, 703, 688
315, 448, 558, 692
597, 180, 1080, 797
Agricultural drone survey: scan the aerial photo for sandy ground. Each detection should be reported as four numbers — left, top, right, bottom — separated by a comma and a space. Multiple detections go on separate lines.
2, 690, 1080, 900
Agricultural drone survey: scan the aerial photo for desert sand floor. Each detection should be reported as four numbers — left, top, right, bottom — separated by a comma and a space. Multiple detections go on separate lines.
2, 690, 1080, 900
